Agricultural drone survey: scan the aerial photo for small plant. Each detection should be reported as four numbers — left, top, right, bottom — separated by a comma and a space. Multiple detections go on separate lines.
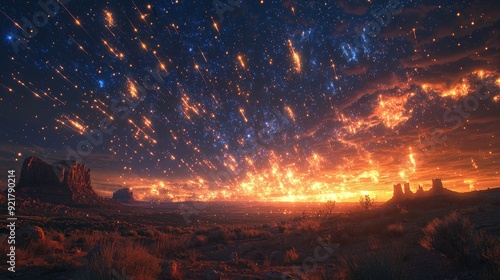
387, 223, 405, 237
284, 247, 299, 263
339, 241, 408, 280
359, 195, 375, 211
297, 219, 321, 232
278, 222, 291, 233
315, 209, 325, 218
186, 249, 202, 262
420, 211, 487, 266
325, 200, 336, 214
80, 239, 161, 280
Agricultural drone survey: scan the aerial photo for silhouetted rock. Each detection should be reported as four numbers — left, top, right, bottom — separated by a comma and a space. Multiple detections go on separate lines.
404, 182, 413, 197
113, 188, 135, 203
430, 178, 445, 194
17, 156, 100, 204
388, 179, 457, 204
18, 157, 60, 186
415, 185, 425, 197
17, 157, 73, 203
393, 183, 404, 199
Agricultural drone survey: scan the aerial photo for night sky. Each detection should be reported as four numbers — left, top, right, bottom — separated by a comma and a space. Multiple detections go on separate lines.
1, 0, 499, 202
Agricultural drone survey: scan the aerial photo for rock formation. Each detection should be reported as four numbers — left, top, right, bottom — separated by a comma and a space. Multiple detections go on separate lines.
430, 178, 444, 194
404, 183, 413, 197
16, 156, 100, 204
393, 183, 404, 200
18, 157, 60, 186
113, 188, 135, 203
53, 160, 98, 203
415, 185, 425, 197
388, 178, 456, 203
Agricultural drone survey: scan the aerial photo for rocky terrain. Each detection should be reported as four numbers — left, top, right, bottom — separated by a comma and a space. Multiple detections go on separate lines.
14, 157, 102, 205
0, 158, 499, 279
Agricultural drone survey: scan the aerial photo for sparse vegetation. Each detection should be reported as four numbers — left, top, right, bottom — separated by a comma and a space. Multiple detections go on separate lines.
278, 222, 292, 233
325, 200, 336, 214
420, 211, 490, 266
80, 239, 161, 280
387, 223, 405, 237
339, 241, 408, 280
359, 195, 375, 211
284, 247, 299, 263
297, 219, 321, 232
5, 187, 500, 280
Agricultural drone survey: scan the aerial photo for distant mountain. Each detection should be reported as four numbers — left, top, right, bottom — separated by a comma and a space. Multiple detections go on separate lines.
16, 156, 101, 205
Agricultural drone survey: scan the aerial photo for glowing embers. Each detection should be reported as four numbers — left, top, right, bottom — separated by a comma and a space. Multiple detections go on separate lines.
375, 94, 412, 129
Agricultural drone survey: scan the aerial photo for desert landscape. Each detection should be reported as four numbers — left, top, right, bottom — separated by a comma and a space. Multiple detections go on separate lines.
1, 157, 499, 279
1, 0, 500, 279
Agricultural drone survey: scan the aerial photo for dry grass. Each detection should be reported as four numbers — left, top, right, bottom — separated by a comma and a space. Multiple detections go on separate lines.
339, 241, 408, 280
148, 232, 189, 257
420, 211, 489, 266
235, 227, 271, 239
65, 230, 117, 251
284, 247, 299, 263
185, 249, 202, 262
79, 238, 161, 280
278, 222, 292, 233
297, 219, 321, 232
387, 223, 405, 237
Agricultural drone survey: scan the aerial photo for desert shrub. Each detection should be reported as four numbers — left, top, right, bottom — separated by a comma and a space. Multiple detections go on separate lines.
184, 249, 202, 262
263, 257, 271, 269
284, 248, 299, 263
17, 237, 63, 261
339, 242, 408, 280
297, 219, 321, 232
187, 234, 208, 248
148, 232, 189, 257
420, 211, 490, 266
480, 235, 500, 278
359, 195, 375, 211
387, 223, 405, 238
207, 228, 227, 243
65, 230, 110, 251
235, 227, 271, 239
45, 254, 82, 272
278, 222, 292, 233
79, 239, 161, 280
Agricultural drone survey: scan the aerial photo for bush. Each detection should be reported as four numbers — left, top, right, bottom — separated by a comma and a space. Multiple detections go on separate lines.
278, 222, 291, 233
284, 248, 299, 263
148, 232, 189, 257
297, 220, 321, 232
420, 211, 488, 266
80, 239, 161, 280
387, 223, 405, 238
339, 241, 408, 280
235, 227, 271, 239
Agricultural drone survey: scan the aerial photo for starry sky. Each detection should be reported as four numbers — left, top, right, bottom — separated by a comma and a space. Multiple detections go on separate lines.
0, 0, 499, 202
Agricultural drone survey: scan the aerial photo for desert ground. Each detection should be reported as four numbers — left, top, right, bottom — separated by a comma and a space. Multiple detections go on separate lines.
1, 188, 500, 280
